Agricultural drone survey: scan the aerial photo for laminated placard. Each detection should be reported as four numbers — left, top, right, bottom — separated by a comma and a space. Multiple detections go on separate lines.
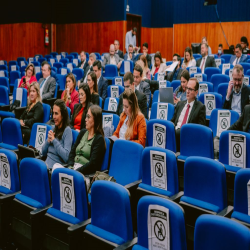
229, 69, 233, 80
215, 59, 221, 68
157, 73, 165, 82
61, 68, 67, 75
151, 55, 155, 68
35, 67, 40, 73
243, 77, 249, 86
110, 86, 119, 98
61, 52, 66, 58
35, 56, 39, 61
247, 180, 250, 215
0, 61, 4, 65
157, 103, 168, 120
150, 150, 167, 190
67, 63, 73, 72
50, 58, 55, 66
11, 65, 16, 71
194, 73, 203, 83
103, 114, 113, 128
115, 78, 123, 86
204, 94, 215, 116
16, 88, 23, 106
159, 81, 166, 89
56, 55, 61, 61
189, 67, 197, 74
29, 58, 33, 63
148, 205, 170, 250
73, 59, 78, 66
153, 124, 166, 149
108, 98, 117, 112
59, 173, 75, 216
20, 61, 26, 67
124, 61, 130, 73
35, 125, 47, 152
0, 71, 4, 77
229, 133, 246, 168
0, 153, 11, 190
199, 83, 208, 95
78, 55, 81, 60
222, 64, 230, 74
17, 79, 21, 86
216, 110, 231, 137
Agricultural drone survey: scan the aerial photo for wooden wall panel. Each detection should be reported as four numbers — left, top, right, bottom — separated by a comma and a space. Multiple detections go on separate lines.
173, 22, 250, 57
0, 23, 51, 62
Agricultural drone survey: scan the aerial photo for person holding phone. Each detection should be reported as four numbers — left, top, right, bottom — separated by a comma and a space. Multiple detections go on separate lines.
18, 63, 37, 92
124, 44, 136, 64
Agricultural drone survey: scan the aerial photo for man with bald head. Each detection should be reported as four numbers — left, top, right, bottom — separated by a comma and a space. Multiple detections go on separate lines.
102, 44, 123, 69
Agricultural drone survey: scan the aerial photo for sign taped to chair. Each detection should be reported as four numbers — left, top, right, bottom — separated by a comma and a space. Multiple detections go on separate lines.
16, 88, 23, 107
108, 98, 117, 112
35, 67, 40, 73
243, 77, 249, 86
115, 78, 123, 86
216, 110, 231, 137
29, 58, 34, 63
110, 86, 119, 98
215, 59, 221, 68
50, 58, 55, 66
159, 81, 167, 89
229, 69, 233, 81
0, 153, 11, 190
150, 150, 167, 190
35, 56, 39, 61
61, 52, 66, 58
229, 133, 246, 168
103, 114, 113, 128
157, 103, 168, 120
204, 94, 215, 116
67, 63, 73, 72
73, 59, 78, 66
194, 73, 203, 83
59, 173, 75, 217
247, 180, 250, 216
21, 61, 26, 67
222, 64, 230, 74
148, 204, 170, 250
0, 71, 4, 77
35, 125, 47, 152
11, 65, 16, 71
189, 67, 197, 74
17, 79, 21, 86
0, 61, 4, 65
153, 124, 166, 149
157, 73, 165, 82
61, 68, 67, 75
56, 55, 61, 61
124, 61, 130, 73
199, 83, 208, 95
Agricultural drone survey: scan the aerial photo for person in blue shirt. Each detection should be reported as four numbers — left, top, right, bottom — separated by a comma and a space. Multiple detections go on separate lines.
174, 70, 190, 105
125, 27, 138, 53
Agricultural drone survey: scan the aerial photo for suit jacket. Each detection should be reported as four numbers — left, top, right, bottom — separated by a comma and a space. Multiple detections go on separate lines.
166, 68, 183, 82
171, 99, 206, 127
116, 50, 124, 59
78, 60, 88, 71
229, 54, 248, 65
80, 65, 92, 83
223, 84, 250, 113
124, 53, 136, 64
137, 81, 151, 105
196, 56, 217, 68
102, 54, 122, 68
117, 89, 148, 118
38, 76, 56, 100
70, 103, 87, 130
228, 104, 250, 132
91, 93, 99, 105
98, 75, 108, 100
146, 54, 152, 69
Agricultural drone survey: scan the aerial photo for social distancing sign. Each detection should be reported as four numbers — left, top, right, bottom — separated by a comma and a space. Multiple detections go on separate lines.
11, 65, 17, 71
73, 59, 78, 66
16, 88, 23, 107
111, 86, 119, 98
157, 73, 165, 82
124, 61, 130, 73
194, 73, 203, 83
199, 84, 208, 95
248, 180, 250, 215
115, 78, 123, 86
157, 103, 168, 120
0, 153, 11, 190
189, 67, 197, 74
153, 124, 166, 149
204, 94, 215, 116
243, 77, 249, 86
159, 81, 167, 89
103, 114, 113, 128
222, 64, 230, 74
216, 110, 231, 137
148, 205, 170, 250
108, 98, 117, 112
50, 58, 55, 66
61, 68, 67, 75
215, 59, 221, 68
35, 125, 47, 153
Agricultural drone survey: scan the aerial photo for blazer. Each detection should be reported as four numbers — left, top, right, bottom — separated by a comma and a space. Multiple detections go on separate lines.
117, 89, 148, 118
166, 68, 183, 82
70, 103, 87, 130
124, 53, 136, 64
78, 60, 88, 71
223, 84, 250, 113
196, 56, 217, 68
151, 63, 167, 76
228, 104, 250, 132
229, 54, 248, 65
67, 129, 106, 175
80, 65, 92, 83
61, 89, 79, 114
38, 76, 56, 100
171, 99, 206, 127
98, 75, 108, 100
116, 50, 124, 59
137, 81, 151, 105
20, 102, 44, 128
91, 93, 100, 105
146, 54, 152, 69
113, 112, 147, 147
102, 54, 123, 68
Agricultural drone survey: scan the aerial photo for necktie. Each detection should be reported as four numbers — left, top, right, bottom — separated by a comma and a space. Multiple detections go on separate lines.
40, 78, 46, 88
200, 58, 205, 72
181, 104, 190, 127
236, 57, 239, 65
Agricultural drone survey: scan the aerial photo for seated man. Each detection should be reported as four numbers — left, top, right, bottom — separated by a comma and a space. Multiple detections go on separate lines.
166, 53, 183, 82
223, 64, 250, 116
171, 78, 206, 152
79, 53, 96, 84
217, 44, 223, 58
93, 60, 108, 101
102, 44, 123, 69
117, 72, 147, 118
124, 44, 136, 63
114, 40, 124, 59
133, 64, 151, 105
39, 62, 56, 101
229, 43, 248, 65
241, 36, 250, 54
196, 43, 216, 74
142, 42, 152, 69
78, 51, 88, 70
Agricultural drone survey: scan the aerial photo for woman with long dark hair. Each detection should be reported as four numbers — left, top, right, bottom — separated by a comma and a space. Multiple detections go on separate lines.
87, 71, 99, 105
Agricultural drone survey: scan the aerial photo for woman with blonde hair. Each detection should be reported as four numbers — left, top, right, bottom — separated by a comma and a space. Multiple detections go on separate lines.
18, 63, 37, 92
113, 88, 146, 147
182, 47, 196, 69
137, 54, 151, 80
20, 82, 44, 143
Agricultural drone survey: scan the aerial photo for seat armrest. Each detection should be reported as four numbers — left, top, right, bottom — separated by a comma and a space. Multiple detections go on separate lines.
217, 205, 234, 218
67, 218, 91, 235
0, 191, 21, 203
175, 152, 180, 157
169, 191, 184, 202
43, 98, 57, 108
0, 105, 10, 111
125, 180, 142, 191
113, 237, 138, 250
15, 106, 27, 119
30, 204, 53, 218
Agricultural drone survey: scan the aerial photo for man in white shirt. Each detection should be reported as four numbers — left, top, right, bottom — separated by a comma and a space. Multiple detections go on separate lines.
125, 27, 137, 52
79, 53, 96, 85
229, 44, 248, 65
171, 78, 206, 152
102, 44, 123, 69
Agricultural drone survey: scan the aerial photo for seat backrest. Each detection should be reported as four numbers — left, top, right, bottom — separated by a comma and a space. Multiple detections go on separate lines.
0, 77, 9, 90
210, 74, 230, 92
0, 86, 9, 105
60, 67, 70, 75
100, 137, 110, 171
13, 88, 28, 107
107, 85, 124, 98
109, 140, 143, 185
103, 64, 118, 77
187, 66, 201, 74
42, 103, 51, 123
147, 119, 176, 153
171, 80, 181, 90
72, 68, 84, 81
56, 74, 67, 90
152, 90, 159, 104
190, 73, 208, 82
198, 92, 223, 115
220, 54, 232, 63
72, 129, 79, 145
103, 97, 119, 111
204, 67, 221, 82
194, 215, 250, 250
240, 62, 250, 73
9, 71, 21, 84
217, 82, 228, 103
198, 81, 214, 95
102, 112, 120, 131
150, 102, 175, 121
98, 97, 103, 108
184, 156, 227, 210
112, 76, 124, 86
137, 196, 187, 250
91, 181, 133, 242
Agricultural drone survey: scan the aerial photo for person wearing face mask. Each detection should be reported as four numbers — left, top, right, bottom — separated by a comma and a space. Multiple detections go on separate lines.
18, 63, 37, 92
125, 27, 138, 53
217, 44, 224, 58
223, 64, 250, 116
102, 44, 123, 69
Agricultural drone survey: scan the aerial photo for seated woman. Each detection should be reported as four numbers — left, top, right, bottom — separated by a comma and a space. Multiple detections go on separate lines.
137, 55, 151, 80
20, 82, 43, 144
87, 72, 99, 105
67, 105, 106, 175
18, 63, 37, 91
42, 99, 73, 169
150, 52, 166, 79
113, 89, 146, 147
174, 70, 190, 105
70, 83, 91, 132
61, 73, 79, 114
181, 47, 196, 69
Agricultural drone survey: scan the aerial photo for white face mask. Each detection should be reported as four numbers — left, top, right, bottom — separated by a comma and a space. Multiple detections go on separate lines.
218, 49, 222, 54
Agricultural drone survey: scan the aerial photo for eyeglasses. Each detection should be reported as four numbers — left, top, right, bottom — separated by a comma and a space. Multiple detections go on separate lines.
86, 114, 92, 119
233, 78, 243, 83
124, 85, 130, 88
186, 87, 196, 92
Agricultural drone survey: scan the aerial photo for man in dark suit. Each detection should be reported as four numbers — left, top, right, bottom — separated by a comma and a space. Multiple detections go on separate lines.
142, 42, 152, 68
93, 60, 108, 101
171, 77, 206, 152
79, 53, 96, 85
102, 44, 123, 69
229, 43, 248, 65
223, 64, 250, 116
196, 43, 216, 73
114, 40, 124, 59
78, 51, 88, 71
166, 53, 183, 82
117, 72, 147, 118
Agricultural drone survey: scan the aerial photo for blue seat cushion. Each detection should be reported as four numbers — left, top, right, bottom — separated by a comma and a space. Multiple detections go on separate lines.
232, 211, 250, 224
180, 196, 220, 213
132, 245, 148, 250
0, 186, 13, 195
86, 224, 125, 245
177, 155, 188, 161
15, 193, 43, 209
0, 143, 18, 150
0, 111, 15, 118
88, 193, 91, 203
138, 183, 173, 197
224, 164, 241, 173
47, 207, 80, 225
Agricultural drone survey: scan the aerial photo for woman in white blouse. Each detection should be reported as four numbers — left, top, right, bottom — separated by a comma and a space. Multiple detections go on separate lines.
181, 47, 196, 69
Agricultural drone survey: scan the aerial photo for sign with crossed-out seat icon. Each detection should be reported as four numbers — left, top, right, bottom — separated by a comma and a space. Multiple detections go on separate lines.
220, 118, 228, 129
207, 101, 213, 110
64, 186, 72, 203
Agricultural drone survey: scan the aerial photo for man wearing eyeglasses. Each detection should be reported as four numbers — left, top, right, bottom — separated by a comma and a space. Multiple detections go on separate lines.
229, 44, 248, 66
223, 64, 250, 116
171, 78, 206, 152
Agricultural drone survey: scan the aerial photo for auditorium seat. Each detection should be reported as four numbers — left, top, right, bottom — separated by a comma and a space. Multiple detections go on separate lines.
60, 58, 69, 67
0, 65, 8, 71
219, 63, 234, 75
71, 129, 79, 145
61, 52, 68, 58
150, 102, 174, 121
193, 54, 202, 60
210, 74, 230, 92
93, 52, 101, 60
99, 96, 103, 108
0, 86, 10, 106
240, 62, 250, 74
187, 66, 201, 74
204, 67, 221, 82
59, 67, 70, 75
66, 55, 74, 62
112, 76, 124, 86
152, 89, 171, 104
134, 53, 143, 62
221, 54, 232, 64
32, 61, 40, 67
44, 55, 52, 61
120, 60, 134, 75
38, 57, 46, 64
9, 71, 21, 87
217, 83, 228, 103
8, 61, 18, 70
0, 70, 9, 78
9, 65, 20, 72
102, 112, 120, 131
42, 103, 51, 123
0, 77, 10, 93
103, 65, 118, 80
29, 123, 51, 148
56, 74, 67, 92
50, 52, 58, 57
170, 80, 181, 91
190, 73, 207, 82
34, 54, 43, 60
107, 85, 124, 98
103, 97, 119, 112
72, 68, 84, 81
246, 69, 250, 76
166, 60, 172, 66
198, 81, 214, 95
70, 52, 79, 59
